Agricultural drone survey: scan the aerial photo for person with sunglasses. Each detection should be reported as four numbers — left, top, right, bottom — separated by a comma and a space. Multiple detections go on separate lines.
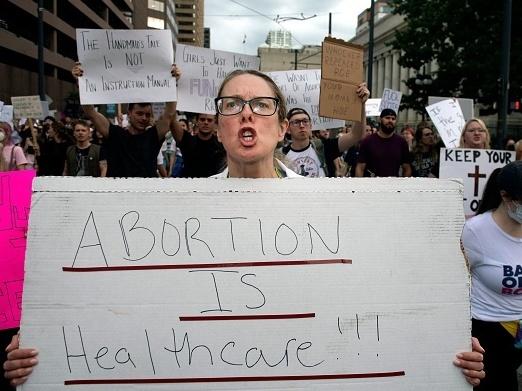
281, 83, 369, 177
4, 69, 485, 388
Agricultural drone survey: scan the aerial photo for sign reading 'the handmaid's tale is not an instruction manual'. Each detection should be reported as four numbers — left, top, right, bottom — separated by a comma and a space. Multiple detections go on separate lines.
21, 178, 471, 391
75, 29, 175, 105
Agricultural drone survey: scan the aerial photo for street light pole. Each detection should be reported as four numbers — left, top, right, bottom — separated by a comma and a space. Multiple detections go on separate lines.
37, 0, 45, 101
498, 0, 512, 146
367, 0, 375, 94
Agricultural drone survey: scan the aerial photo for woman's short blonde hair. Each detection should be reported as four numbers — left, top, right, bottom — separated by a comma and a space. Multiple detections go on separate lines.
458, 118, 490, 149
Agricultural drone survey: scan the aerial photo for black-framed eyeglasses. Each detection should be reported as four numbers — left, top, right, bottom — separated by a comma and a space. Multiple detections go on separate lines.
215, 96, 279, 116
289, 119, 311, 127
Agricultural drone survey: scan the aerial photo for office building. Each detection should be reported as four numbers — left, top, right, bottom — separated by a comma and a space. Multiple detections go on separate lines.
174, 0, 204, 46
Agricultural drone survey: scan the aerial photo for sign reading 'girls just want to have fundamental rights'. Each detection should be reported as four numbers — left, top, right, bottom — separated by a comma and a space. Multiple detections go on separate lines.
75, 29, 176, 105
175, 44, 260, 114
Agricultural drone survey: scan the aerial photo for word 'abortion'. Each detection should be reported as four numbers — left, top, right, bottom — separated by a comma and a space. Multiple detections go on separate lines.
72, 212, 343, 266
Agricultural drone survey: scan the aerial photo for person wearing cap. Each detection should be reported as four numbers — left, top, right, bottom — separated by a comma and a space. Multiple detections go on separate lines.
461, 161, 522, 391
355, 108, 412, 177
281, 83, 369, 177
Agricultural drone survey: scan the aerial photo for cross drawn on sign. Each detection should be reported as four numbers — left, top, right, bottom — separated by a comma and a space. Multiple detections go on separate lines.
467, 165, 487, 196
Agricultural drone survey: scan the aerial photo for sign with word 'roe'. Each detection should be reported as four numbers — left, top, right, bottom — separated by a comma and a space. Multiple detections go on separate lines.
21, 177, 471, 391
76, 29, 175, 105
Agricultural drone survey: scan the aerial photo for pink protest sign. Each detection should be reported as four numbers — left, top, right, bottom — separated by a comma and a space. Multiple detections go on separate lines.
0, 170, 35, 330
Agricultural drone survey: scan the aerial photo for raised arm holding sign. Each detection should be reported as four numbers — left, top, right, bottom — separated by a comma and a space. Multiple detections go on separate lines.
319, 37, 365, 123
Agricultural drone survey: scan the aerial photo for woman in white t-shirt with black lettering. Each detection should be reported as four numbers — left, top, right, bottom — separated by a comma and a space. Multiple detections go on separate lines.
462, 161, 522, 391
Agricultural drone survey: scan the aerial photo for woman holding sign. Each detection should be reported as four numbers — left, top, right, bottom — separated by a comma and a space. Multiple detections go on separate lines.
462, 161, 522, 391
3, 69, 485, 387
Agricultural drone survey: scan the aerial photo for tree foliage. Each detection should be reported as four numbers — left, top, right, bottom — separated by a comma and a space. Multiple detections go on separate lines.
389, 0, 522, 115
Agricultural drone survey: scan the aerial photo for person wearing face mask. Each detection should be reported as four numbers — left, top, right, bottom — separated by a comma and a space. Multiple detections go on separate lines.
461, 160, 522, 391
355, 108, 412, 177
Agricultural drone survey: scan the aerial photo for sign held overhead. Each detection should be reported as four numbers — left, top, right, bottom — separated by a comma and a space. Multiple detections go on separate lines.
319, 37, 364, 122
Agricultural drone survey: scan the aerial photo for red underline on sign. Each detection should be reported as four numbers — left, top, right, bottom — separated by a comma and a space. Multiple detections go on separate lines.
64, 371, 406, 385
62, 259, 352, 272
179, 313, 315, 321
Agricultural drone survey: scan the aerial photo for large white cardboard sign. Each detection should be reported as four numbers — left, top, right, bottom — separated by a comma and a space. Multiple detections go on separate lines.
21, 178, 471, 391
76, 29, 175, 105
266, 70, 345, 130
429, 96, 474, 121
175, 44, 260, 114
378, 88, 402, 113
439, 148, 516, 217
0, 104, 14, 124
426, 99, 466, 148
11, 96, 45, 119
365, 98, 382, 117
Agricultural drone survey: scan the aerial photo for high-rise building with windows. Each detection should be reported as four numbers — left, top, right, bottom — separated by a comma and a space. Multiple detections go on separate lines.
0, 0, 134, 111
174, 0, 204, 46
133, 0, 178, 44
265, 30, 293, 49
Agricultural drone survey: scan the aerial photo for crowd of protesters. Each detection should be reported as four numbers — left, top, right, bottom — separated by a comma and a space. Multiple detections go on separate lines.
1, 65, 521, 391
1, 109, 520, 178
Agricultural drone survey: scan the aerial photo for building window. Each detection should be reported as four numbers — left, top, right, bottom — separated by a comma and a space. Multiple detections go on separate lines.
148, 0, 165, 12
147, 16, 165, 29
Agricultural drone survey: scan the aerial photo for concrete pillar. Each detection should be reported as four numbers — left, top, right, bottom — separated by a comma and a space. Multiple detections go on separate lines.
371, 57, 378, 98
400, 65, 409, 94
377, 56, 385, 98
392, 52, 401, 91
384, 53, 392, 89
406, 68, 416, 123
397, 65, 409, 124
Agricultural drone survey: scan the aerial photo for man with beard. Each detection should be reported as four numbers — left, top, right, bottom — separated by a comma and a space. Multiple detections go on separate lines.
172, 113, 226, 177
355, 109, 412, 177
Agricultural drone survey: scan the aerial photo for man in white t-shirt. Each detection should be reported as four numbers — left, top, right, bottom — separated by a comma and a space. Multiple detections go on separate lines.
281, 106, 365, 177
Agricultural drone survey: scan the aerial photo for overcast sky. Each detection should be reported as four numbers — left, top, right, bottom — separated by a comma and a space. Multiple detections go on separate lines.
204, 1, 370, 55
